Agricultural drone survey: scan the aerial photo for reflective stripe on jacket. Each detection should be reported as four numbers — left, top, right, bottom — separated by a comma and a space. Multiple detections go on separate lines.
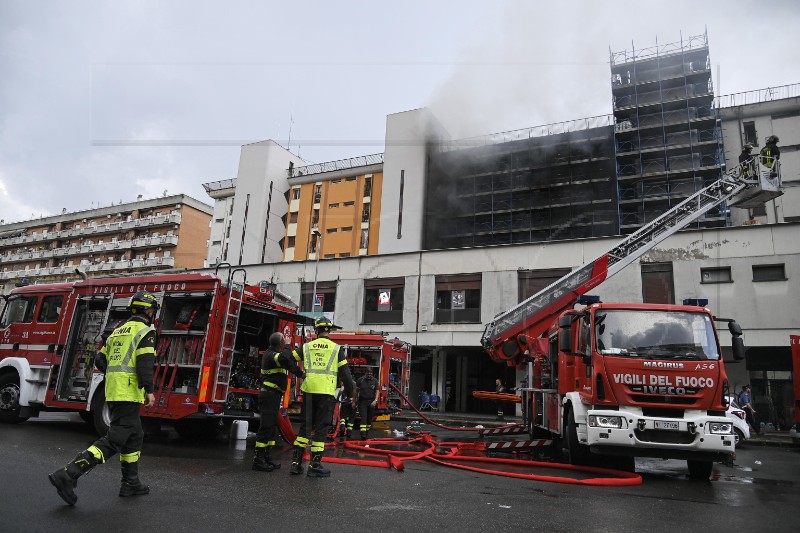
103, 320, 155, 403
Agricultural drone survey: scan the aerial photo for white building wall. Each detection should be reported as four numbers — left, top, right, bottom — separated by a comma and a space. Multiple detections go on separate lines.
226, 141, 306, 266
230, 222, 800, 351
379, 108, 449, 255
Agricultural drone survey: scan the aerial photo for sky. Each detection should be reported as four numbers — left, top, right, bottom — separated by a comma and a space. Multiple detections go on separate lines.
1, 0, 799, 225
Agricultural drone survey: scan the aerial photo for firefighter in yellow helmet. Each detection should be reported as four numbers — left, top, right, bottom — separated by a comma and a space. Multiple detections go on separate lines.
289, 316, 355, 477
760, 135, 780, 169
49, 291, 158, 505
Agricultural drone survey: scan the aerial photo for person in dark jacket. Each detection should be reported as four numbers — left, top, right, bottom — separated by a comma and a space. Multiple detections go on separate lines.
760, 135, 780, 172
356, 368, 380, 440
49, 291, 158, 506
495, 378, 507, 420
252, 332, 305, 472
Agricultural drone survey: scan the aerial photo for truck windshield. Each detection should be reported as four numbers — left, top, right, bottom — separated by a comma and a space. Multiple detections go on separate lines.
594, 310, 720, 360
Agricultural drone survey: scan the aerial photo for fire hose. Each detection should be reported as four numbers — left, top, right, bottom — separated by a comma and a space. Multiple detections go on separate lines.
276, 384, 642, 485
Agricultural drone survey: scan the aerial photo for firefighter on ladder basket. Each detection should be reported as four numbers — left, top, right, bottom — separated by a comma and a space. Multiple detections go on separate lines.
760, 135, 780, 175
253, 332, 305, 472
48, 291, 158, 506
290, 317, 355, 477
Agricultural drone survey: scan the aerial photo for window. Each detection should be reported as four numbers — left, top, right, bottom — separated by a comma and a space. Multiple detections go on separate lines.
314, 184, 322, 203
324, 254, 336, 259
288, 236, 296, 248
339, 253, 350, 258
344, 201, 355, 207
342, 227, 353, 232
292, 188, 301, 200
329, 203, 339, 209
435, 274, 481, 323
641, 262, 675, 304
332, 179, 341, 184
326, 228, 337, 234
362, 203, 371, 223
753, 263, 786, 282
301, 281, 337, 313
1, 296, 37, 327
364, 177, 372, 197
311, 209, 319, 228
743, 121, 757, 147
701, 266, 732, 284
289, 212, 298, 224
363, 277, 405, 324
345, 177, 356, 182
360, 229, 369, 249
310, 233, 318, 254
518, 268, 571, 302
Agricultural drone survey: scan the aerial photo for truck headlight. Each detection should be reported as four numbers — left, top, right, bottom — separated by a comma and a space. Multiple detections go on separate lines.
708, 422, 732, 434
589, 415, 622, 429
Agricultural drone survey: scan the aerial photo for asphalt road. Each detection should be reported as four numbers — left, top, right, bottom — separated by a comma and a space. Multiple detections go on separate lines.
2, 413, 799, 533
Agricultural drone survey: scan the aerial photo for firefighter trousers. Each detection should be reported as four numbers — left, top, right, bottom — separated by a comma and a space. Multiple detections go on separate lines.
296, 393, 334, 447
89, 401, 144, 463
255, 388, 283, 446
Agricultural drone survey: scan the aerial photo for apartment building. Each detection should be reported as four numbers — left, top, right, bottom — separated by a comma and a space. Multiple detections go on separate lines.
0, 194, 212, 294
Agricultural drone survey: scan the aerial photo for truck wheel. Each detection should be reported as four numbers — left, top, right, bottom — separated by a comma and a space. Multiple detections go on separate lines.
687, 460, 713, 480
566, 409, 591, 465
91, 386, 111, 436
0, 374, 29, 424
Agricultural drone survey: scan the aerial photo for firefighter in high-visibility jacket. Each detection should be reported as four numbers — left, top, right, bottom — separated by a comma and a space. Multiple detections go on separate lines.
289, 317, 355, 477
49, 291, 158, 506
252, 331, 304, 472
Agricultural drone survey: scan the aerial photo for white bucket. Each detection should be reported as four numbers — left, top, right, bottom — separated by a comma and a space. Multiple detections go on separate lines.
231, 420, 248, 440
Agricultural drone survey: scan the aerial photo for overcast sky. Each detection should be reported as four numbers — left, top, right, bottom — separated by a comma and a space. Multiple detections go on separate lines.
1, 0, 798, 225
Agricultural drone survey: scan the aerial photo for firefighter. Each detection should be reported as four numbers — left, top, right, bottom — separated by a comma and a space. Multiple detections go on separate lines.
336, 384, 354, 442
739, 144, 756, 182
760, 135, 780, 170
253, 332, 304, 472
356, 368, 379, 440
495, 378, 506, 420
289, 317, 355, 477
48, 290, 158, 506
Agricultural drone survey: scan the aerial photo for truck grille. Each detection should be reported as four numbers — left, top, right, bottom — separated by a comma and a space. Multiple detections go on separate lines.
630, 395, 696, 405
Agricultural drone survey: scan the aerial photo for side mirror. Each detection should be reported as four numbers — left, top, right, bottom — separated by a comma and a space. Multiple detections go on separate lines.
732, 336, 745, 361
728, 321, 743, 336
558, 315, 576, 355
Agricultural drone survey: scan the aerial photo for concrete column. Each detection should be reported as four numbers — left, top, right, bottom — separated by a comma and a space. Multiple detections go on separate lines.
430, 349, 446, 412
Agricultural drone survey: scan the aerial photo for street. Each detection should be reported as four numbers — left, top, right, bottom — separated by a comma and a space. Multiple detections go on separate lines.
2, 413, 799, 533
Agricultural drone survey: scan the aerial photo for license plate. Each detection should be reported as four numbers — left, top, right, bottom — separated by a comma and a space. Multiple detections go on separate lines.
654, 420, 679, 430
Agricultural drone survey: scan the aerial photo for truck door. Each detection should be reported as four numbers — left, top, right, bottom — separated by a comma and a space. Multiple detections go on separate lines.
54, 296, 113, 402
0, 295, 39, 358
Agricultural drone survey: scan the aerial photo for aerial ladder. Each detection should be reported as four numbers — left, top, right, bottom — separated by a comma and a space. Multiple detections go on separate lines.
481, 156, 783, 366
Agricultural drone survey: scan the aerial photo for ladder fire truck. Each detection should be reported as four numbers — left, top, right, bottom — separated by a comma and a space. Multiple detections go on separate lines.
481, 156, 782, 479
0, 265, 311, 439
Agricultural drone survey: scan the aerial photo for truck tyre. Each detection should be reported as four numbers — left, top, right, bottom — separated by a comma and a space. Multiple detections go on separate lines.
687, 460, 713, 480
566, 409, 591, 465
0, 373, 29, 424
91, 386, 111, 436
734, 428, 745, 447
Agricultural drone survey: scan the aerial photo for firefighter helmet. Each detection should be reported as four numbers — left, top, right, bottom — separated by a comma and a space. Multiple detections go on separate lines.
742, 143, 754, 152
766, 135, 779, 144
313, 316, 336, 332
128, 291, 159, 313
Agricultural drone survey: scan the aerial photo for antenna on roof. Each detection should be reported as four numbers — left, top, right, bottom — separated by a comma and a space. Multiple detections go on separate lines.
287, 113, 294, 151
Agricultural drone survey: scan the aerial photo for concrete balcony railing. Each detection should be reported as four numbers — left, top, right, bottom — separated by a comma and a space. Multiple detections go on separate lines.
0, 255, 177, 280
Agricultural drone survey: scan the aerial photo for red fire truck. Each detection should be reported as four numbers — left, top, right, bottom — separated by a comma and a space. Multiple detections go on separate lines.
0, 266, 310, 439
481, 156, 781, 479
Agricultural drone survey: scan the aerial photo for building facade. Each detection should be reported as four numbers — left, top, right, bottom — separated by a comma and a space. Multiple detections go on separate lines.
200, 35, 800, 423
0, 194, 212, 294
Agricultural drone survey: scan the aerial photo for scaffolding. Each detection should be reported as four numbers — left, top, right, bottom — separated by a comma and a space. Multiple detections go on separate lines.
610, 30, 726, 234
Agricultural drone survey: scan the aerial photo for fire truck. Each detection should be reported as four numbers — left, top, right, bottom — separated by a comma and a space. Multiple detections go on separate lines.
328, 331, 412, 416
0, 265, 311, 439
481, 156, 782, 479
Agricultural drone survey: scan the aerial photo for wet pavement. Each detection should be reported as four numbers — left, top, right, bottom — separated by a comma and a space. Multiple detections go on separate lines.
3, 412, 799, 532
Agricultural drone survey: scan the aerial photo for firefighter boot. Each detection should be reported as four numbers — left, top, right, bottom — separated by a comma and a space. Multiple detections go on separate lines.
252, 447, 274, 472
264, 447, 280, 470
119, 461, 150, 497
289, 447, 305, 475
48, 450, 97, 506
306, 452, 331, 478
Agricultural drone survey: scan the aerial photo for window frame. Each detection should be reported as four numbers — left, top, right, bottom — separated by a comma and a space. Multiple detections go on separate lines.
434, 273, 481, 324
700, 266, 733, 284
752, 263, 786, 282
363, 277, 405, 325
